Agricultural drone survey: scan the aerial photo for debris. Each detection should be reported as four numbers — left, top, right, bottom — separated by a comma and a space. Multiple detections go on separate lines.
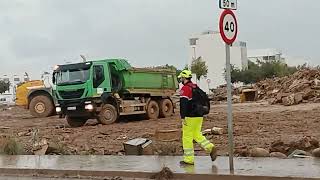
255, 69, 320, 105
116, 135, 128, 140
0, 126, 10, 129
249, 148, 270, 157
32, 138, 48, 155
123, 138, 152, 155
99, 130, 111, 136
270, 140, 288, 154
34, 144, 48, 155
294, 93, 304, 104
151, 167, 173, 180
55, 125, 65, 129
312, 148, 320, 157
154, 129, 180, 142
288, 150, 311, 158
270, 152, 287, 158
211, 84, 240, 103
270, 137, 319, 155
282, 94, 295, 106
203, 127, 224, 135
17, 131, 31, 137
289, 136, 319, 152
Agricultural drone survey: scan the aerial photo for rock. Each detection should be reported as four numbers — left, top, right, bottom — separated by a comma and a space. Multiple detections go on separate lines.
289, 136, 318, 152
254, 69, 320, 105
250, 148, 270, 157
282, 95, 295, 106
310, 138, 319, 148
312, 148, 320, 157
267, 98, 277, 105
203, 127, 224, 136
202, 129, 212, 136
314, 78, 320, 86
212, 127, 224, 135
270, 152, 287, 158
270, 140, 288, 154
33, 144, 48, 155
294, 93, 303, 104
17, 132, 28, 137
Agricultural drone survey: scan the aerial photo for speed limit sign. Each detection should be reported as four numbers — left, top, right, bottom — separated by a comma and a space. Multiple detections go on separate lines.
219, 9, 238, 45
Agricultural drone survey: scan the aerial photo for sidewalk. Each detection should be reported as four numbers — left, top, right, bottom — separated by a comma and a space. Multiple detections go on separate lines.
0, 155, 319, 179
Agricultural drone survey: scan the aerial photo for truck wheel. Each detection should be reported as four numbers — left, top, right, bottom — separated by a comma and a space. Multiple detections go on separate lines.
159, 99, 174, 118
98, 104, 119, 125
66, 116, 87, 127
146, 100, 160, 119
29, 95, 54, 118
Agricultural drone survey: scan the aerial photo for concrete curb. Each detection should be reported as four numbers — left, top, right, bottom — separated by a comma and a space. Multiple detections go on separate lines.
0, 168, 317, 180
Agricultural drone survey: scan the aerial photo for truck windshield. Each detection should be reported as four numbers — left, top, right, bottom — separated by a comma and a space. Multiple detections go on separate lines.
55, 69, 90, 85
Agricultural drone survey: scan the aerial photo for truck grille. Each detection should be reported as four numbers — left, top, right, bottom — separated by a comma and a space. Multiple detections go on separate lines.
58, 89, 84, 99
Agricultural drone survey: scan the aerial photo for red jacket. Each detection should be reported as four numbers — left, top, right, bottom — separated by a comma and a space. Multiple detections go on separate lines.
180, 82, 197, 119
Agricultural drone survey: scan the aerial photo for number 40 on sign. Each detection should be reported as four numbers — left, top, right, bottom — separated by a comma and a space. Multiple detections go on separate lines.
219, 0, 237, 10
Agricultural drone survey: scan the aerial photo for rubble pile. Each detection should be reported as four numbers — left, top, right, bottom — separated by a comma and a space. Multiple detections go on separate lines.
211, 84, 240, 103
270, 136, 319, 156
255, 69, 320, 105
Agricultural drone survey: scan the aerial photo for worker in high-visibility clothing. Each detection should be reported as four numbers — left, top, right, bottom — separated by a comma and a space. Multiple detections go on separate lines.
178, 70, 217, 165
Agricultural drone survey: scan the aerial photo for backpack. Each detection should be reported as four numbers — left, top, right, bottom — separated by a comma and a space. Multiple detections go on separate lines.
187, 84, 211, 116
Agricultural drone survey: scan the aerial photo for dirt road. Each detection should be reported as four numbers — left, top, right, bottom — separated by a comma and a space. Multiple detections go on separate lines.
0, 102, 320, 156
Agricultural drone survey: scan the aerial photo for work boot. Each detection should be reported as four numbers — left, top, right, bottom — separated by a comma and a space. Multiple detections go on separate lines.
210, 147, 218, 161
179, 161, 194, 166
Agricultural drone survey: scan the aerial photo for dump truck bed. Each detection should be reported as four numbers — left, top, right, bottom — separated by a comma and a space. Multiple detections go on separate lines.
121, 68, 178, 96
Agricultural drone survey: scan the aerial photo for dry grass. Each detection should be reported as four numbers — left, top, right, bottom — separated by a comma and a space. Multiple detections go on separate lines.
0, 137, 25, 155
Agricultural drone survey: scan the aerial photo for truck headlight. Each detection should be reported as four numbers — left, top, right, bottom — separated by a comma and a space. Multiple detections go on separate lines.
56, 107, 62, 113
85, 104, 94, 110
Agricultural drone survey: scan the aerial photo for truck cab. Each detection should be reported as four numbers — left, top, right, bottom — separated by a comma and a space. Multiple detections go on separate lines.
53, 59, 178, 127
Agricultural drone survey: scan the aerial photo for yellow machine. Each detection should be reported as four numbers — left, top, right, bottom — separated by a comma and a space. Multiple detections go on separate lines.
15, 80, 55, 117
16, 80, 44, 107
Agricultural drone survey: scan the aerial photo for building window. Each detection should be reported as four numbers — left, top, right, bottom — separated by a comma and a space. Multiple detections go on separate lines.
0, 98, 6, 102
263, 56, 276, 61
189, 38, 198, 46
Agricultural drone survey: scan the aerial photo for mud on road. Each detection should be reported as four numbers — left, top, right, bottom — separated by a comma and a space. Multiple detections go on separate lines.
0, 102, 320, 156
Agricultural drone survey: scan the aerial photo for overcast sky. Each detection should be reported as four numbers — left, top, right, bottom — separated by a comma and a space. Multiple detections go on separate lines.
1, 0, 320, 79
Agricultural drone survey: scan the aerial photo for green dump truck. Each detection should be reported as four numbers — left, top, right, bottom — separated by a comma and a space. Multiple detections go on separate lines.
53, 59, 178, 127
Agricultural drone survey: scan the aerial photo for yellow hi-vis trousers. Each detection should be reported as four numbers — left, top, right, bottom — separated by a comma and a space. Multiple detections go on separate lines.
182, 117, 214, 164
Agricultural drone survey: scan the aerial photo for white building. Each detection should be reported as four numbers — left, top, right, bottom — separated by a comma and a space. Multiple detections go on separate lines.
0, 75, 27, 105
248, 48, 285, 63
188, 30, 248, 92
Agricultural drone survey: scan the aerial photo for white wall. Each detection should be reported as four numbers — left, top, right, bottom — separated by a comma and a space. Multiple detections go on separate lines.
189, 31, 247, 92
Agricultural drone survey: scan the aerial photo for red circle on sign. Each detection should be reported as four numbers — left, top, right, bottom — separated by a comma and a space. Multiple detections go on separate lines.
219, 9, 238, 45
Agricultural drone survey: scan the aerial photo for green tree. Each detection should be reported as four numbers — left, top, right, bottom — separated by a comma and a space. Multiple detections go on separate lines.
229, 60, 298, 84
0, 80, 10, 94
191, 57, 208, 80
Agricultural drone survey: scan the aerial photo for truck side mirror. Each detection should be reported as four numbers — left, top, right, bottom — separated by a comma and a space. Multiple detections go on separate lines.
52, 74, 56, 84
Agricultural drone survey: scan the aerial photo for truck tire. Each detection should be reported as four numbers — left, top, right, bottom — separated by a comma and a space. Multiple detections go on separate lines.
146, 100, 160, 119
29, 95, 54, 118
159, 99, 174, 118
66, 116, 87, 127
98, 104, 119, 125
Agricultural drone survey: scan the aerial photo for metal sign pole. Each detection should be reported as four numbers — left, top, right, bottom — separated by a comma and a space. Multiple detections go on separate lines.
225, 43, 234, 171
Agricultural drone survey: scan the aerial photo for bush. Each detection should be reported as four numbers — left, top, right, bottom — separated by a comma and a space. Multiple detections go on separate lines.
229, 60, 298, 84
0, 137, 25, 155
